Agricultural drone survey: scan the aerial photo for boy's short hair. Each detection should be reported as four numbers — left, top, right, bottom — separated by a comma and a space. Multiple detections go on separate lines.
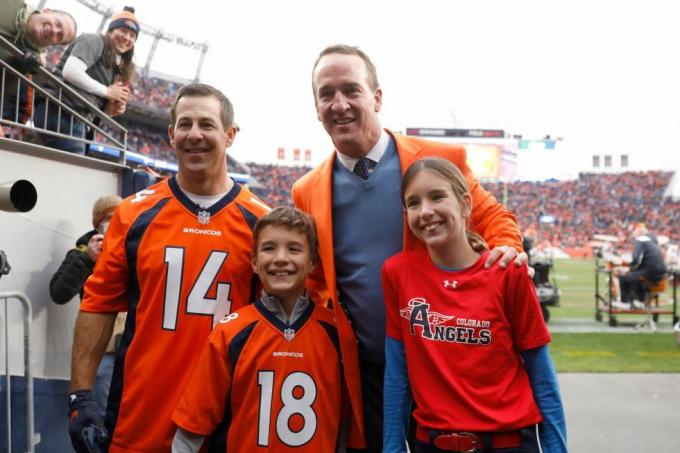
253, 207, 319, 264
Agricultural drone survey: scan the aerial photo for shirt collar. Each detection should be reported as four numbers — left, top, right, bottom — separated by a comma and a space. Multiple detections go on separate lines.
335, 129, 389, 171
259, 290, 310, 325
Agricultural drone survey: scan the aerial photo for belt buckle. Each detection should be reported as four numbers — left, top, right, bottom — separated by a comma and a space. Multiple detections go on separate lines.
433, 431, 477, 452
457, 432, 477, 453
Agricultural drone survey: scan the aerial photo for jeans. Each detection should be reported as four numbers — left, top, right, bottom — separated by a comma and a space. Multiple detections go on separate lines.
1, 89, 29, 124
92, 353, 115, 419
32, 98, 87, 154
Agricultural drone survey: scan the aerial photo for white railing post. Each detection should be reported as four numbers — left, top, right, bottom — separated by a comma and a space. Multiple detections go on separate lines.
0, 291, 40, 453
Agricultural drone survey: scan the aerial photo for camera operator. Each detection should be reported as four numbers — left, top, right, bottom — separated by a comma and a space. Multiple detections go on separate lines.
613, 223, 667, 309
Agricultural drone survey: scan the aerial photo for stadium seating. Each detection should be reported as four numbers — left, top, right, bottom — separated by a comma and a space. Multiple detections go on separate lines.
486, 171, 679, 249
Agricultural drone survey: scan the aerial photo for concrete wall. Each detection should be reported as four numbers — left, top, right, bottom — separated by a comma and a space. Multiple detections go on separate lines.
0, 139, 123, 379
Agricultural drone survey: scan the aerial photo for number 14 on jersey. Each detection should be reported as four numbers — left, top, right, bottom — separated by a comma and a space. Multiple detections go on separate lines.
162, 247, 233, 330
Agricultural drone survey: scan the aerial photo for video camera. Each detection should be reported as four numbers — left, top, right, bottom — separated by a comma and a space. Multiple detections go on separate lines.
0, 179, 37, 212
0, 180, 37, 280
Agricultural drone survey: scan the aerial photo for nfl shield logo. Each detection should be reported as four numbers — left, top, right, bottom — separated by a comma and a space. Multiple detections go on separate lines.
284, 328, 295, 341
197, 210, 210, 225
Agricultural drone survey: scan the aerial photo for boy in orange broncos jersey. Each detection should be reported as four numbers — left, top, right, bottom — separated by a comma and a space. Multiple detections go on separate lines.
172, 206, 365, 452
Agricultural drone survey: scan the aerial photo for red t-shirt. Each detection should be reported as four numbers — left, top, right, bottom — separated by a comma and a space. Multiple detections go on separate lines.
382, 250, 550, 433
80, 177, 269, 452
173, 301, 348, 452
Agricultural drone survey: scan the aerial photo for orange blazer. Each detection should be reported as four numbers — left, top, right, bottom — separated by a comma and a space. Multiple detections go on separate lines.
291, 130, 522, 444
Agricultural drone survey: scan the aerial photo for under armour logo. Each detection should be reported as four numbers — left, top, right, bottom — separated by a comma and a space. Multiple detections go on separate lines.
443, 280, 458, 289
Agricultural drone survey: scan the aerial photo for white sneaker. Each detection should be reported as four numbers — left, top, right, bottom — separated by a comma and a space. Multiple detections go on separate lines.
632, 300, 646, 310
611, 301, 631, 310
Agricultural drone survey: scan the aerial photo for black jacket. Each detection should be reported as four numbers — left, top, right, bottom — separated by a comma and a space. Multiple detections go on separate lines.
49, 230, 97, 305
630, 234, 667, 282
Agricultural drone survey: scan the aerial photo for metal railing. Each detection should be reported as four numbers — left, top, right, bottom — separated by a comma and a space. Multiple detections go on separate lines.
0, 34, 128, 163
1, 291, 40, 453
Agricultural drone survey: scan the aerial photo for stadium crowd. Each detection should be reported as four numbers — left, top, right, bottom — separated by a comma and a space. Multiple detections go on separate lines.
246, 164, 680, 250
486, 171, 680, 248
247, 163, 311, 206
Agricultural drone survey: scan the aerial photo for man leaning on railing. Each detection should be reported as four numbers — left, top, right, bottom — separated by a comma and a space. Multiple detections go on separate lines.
0, 0, 77, 127
32, 6, 138, 155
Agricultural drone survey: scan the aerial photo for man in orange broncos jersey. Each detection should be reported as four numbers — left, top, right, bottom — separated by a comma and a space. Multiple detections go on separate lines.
67, 83, 270, 453
172, 207, 365, 452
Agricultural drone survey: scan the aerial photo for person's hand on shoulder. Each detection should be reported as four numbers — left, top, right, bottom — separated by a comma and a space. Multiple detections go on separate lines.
484, 246, 534, 277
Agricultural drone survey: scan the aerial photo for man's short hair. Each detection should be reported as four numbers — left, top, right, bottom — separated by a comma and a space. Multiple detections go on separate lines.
312, 44, 379, 93
252, 207, 319, 265
43, 9, 78, 43
170, 83, 234, 130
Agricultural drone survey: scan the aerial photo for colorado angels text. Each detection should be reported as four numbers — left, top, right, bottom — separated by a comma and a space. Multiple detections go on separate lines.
400, 298, 491, 345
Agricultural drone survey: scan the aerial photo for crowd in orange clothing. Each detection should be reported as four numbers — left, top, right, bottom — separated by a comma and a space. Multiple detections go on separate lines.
128, 76, 182, 111
486, 171, 679, 248
245, 165, 679, 249
247, 163, 312, 206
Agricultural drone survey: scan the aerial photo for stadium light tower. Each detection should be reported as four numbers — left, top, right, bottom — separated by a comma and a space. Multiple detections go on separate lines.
56, 0, 210, 80
195, 43, 209, 82
144, 28, 166, 79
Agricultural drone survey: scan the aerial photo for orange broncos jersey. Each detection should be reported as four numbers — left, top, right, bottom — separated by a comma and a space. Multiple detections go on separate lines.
80, 177, 269, 453
173, 300, 349, 452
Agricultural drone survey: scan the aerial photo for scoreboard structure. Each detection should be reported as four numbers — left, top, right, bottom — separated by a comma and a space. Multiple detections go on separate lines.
405, 128, 518, 182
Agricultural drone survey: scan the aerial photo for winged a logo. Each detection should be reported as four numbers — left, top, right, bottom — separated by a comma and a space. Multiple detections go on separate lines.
400, 297, 454, 325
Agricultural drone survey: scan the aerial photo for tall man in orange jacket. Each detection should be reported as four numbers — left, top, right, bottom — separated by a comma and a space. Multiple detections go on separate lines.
292, 44, 526, 452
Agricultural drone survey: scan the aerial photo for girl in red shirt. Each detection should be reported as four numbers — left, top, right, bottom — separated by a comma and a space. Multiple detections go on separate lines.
382, 157, 567, 453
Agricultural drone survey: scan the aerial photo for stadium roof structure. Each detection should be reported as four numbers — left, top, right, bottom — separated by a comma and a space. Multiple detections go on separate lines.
42, 0, 210, 81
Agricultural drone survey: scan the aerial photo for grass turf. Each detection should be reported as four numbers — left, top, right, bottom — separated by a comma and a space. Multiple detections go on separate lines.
551, 333, 680, 372
538, 258, 679, 372
546, 258, 676, 320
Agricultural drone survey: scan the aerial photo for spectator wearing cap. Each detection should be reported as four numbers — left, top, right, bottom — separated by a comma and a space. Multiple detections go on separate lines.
1, 0, 77, 128
49, 195, 126, 417
1, 0, 77, 53
34, 6, 139, 154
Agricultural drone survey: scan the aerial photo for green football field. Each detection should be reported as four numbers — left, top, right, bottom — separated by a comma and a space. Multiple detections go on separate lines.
539, 259, 680, 372
548, 258, 676, 319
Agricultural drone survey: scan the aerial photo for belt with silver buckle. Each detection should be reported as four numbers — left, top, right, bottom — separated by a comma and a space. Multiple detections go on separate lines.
432, 432, 477, 452
417, 426, 523, 451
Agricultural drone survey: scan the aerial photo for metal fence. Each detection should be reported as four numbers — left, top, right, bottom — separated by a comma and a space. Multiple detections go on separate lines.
1, 35, 128, 162
1, 291, 39, 453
